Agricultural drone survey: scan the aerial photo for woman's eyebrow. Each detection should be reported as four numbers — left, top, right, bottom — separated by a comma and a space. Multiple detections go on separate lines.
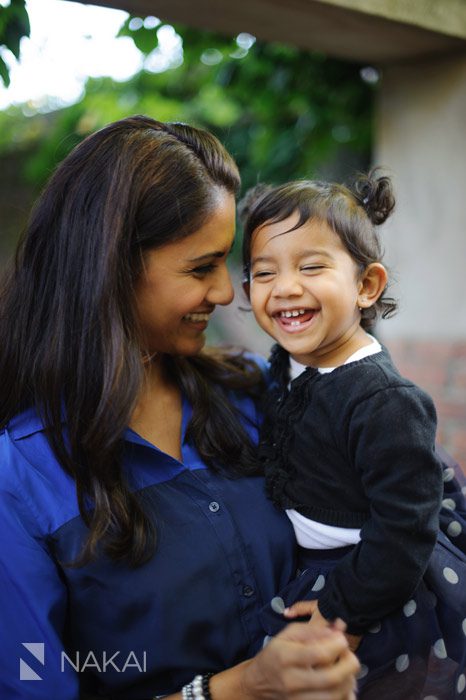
188, 245, 234, 263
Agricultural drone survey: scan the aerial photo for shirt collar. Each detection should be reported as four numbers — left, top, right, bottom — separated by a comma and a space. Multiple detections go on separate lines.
8, 395, 193, 445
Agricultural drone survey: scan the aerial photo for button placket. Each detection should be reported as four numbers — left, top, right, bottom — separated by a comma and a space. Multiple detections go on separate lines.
242, 584, 255, 598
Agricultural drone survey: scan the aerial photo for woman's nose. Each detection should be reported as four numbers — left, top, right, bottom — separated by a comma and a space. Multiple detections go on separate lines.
208, 265, 235, 306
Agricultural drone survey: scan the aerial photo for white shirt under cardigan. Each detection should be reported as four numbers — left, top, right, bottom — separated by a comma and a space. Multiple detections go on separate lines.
287, 334, 382, 549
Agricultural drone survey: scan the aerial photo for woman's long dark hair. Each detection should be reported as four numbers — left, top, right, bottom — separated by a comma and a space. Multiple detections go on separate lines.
0, 115, 263, 566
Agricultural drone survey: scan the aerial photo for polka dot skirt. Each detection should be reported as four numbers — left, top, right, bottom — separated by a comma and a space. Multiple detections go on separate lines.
260, 449, 466, 699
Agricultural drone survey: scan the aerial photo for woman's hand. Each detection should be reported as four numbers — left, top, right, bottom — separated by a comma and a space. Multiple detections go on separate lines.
284, 601, 363, 653
237, 622, 360, 699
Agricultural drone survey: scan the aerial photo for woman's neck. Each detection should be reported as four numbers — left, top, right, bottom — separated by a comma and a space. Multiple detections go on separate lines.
130, 356, 183, 460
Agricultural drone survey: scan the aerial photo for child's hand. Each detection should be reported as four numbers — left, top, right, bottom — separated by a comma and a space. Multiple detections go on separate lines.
344, 631, 362, 652
283, 599, 319, 620
284, 601, 363, 652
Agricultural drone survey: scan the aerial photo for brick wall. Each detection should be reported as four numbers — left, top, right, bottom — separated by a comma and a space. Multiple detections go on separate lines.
385, 339, 466, 471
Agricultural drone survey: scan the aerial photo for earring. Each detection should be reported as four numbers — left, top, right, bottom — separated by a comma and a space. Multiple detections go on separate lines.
141, 351, 158, 364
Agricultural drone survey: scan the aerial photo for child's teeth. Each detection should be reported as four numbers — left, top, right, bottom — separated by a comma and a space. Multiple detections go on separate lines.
281, 309, 306, 318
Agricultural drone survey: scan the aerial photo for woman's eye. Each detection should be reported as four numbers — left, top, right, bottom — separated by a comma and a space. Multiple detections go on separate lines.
191, 263, 217, 277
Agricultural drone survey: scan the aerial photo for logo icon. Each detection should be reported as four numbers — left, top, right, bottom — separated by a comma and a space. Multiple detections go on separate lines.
20, 643, 45, 681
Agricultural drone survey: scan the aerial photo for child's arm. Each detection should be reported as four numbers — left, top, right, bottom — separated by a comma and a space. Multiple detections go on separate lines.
283, 601, 363, 651
313, 384, 443, 636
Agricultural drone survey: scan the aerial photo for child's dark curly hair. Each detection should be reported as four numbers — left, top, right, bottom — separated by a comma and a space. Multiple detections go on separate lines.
239, 170, 397, 330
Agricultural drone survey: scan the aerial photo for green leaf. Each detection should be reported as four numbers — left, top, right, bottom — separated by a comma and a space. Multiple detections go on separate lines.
117, 18, 159, 55
0, 0, 30, 85
2, 16, 373, 197
0, 54, 10, 87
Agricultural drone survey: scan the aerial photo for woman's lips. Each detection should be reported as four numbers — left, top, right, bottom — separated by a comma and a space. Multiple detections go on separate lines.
182, 311, 212, 330
183, 312, 211, 323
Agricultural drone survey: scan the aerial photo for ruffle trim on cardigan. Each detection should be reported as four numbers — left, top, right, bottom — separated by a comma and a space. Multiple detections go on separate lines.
261, 345, 319, 508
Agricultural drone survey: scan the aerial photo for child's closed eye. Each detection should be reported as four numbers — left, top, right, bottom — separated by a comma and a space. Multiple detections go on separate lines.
301, 265, 325, 273
251, 270, 275, 279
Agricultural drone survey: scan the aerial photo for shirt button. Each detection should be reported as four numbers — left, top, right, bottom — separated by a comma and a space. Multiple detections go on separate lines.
209, 501, 220, 513
242, 585, 254, 597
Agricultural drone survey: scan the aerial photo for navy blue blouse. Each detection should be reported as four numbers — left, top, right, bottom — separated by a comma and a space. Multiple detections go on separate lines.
0, 387, 296, 700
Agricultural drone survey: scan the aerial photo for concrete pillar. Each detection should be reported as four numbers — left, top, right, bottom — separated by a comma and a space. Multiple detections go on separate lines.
375, 53, 466, 340
375, 53, 466, 465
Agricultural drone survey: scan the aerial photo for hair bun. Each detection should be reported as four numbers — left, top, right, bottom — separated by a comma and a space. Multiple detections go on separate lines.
237, 183, 273, 225
353, 170, 395, 225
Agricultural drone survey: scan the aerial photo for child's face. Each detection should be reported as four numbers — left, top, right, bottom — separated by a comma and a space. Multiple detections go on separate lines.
249, 213, 369, 367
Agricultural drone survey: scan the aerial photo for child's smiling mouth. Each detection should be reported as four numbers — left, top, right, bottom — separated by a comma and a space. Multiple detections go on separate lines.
272, 308, 319, 331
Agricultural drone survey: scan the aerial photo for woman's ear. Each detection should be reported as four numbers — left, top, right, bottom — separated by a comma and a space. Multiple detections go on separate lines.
357, 263, 388, 309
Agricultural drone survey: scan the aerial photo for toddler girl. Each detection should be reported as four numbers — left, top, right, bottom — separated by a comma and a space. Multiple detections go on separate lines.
240, 173, 466, 698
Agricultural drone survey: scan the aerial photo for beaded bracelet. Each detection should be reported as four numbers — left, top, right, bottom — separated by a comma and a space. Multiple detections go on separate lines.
181, 672, 214, 700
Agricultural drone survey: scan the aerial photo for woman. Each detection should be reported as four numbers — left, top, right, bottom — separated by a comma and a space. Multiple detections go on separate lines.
0, 116, 359, 700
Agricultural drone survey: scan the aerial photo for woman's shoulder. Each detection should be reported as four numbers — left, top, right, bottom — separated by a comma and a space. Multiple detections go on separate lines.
206, 346, 268, 370
0, 407, 79, 535
239, 350, 271, 384
4, 404, 50, 440
201, 347, 271, 389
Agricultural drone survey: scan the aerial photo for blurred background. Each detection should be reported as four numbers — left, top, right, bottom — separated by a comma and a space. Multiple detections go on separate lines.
1, 0, 465, 467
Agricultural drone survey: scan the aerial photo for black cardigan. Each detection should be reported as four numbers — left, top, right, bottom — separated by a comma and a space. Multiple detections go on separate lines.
261, 345, 443, 634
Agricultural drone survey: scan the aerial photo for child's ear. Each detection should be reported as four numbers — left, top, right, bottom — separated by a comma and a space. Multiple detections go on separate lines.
357, 263, 388, 309
242, 279, 251, 300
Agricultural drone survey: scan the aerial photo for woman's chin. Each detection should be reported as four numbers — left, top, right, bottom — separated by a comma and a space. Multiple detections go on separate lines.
175, 336, 207, 357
